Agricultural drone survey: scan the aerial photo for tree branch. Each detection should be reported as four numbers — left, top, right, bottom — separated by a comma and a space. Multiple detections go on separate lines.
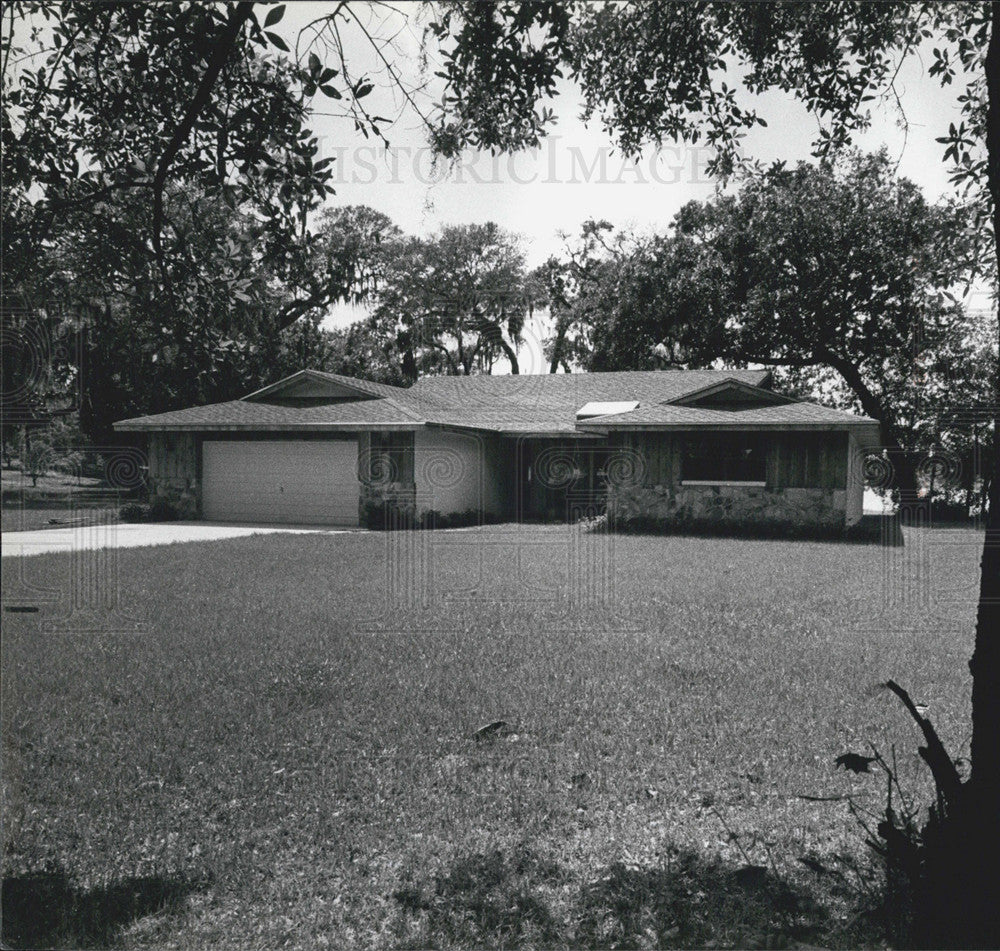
150, 2, 254, 277
885, 679, 963, 807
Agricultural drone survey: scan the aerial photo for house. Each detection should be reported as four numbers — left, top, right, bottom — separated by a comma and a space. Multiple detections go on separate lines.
113, 368, 881, 535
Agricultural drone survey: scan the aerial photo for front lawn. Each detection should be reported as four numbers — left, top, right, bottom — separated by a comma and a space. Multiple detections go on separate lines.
0, 525, 981, 949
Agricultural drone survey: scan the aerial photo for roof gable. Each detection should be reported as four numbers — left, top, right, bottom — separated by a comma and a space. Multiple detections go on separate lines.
669, 377, 795, 410
243, 369, 381, 403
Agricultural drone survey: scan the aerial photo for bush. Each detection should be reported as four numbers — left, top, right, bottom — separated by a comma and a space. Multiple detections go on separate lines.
119, 503, 149, 523
119, 499, 179, 523
363, 504, 501, 531
414, 509, 494, 530
148, 498, 180, 522
15, 430, 54, 487
362, 500, 415, 530
606, 511, 894, 543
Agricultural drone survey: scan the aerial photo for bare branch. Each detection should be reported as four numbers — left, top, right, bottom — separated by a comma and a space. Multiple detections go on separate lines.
885, 679, 963, 805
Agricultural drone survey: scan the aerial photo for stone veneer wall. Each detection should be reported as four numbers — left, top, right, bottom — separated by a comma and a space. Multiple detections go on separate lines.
607, 482, 847, 535
147, 432, 200, 517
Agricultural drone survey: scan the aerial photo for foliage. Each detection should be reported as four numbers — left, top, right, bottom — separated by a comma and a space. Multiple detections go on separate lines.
2, 5, 397, 441
118, 498, 178, 523
14, 428, 53, 487
369, 222, 532, 378
536, 152, 990, 496
2, 2, 335, 289
429, 3, 988, 193
118, 502, 148, 523
11, 194, 403, 442
147, 497, 179, 522
277, 205, 402, 331
532, 221, 640, 373
671, 151, 984, 479
427, 1, 570, 156
537, 219, 732, 375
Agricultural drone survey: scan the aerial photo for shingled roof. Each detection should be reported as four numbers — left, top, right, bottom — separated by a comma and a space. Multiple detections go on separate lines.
406, 369, 769, 408
114, 368, 878, 435
114, 397, 421, 431
576, 399, 880, 431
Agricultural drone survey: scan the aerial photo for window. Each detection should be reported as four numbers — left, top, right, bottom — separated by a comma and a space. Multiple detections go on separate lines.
681, 433, 767, 484
368, 431, 414, 483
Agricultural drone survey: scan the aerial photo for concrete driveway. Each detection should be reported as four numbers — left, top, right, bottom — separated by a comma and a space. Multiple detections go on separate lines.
1, 521, 359, 558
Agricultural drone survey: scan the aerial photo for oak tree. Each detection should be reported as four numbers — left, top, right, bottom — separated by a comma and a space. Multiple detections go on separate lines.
427, 3, 999, 944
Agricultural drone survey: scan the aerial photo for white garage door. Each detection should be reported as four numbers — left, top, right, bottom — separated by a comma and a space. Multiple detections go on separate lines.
202, 439, 359, 526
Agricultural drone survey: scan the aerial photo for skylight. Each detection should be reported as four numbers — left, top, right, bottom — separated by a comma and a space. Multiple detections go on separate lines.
576, 401, 640, 419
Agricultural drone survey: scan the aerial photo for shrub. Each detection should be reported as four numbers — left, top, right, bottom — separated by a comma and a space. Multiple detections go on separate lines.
416, 509, 450, 530
147, 498, 180, 522
119, 503, 149, 523
414, 509, 493, 530
362, 499, 416, 530
119, 499, 180, 522
15, 430, 54, 487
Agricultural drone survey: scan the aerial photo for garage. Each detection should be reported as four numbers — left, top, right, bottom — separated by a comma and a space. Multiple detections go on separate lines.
201, 438, 359, 526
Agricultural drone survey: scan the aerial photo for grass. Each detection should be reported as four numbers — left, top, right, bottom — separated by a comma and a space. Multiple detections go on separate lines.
1, 524, 982, 949
1, 467, 123, 533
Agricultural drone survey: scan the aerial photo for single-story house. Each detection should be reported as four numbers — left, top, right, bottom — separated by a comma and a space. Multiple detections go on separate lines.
113, 368, 881, 534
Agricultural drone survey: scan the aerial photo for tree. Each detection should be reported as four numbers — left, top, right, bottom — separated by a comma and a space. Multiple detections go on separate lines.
579, 151, 982, 498
2, 6, 403, 440
427, 3, 999, 945
772, 303, 997, 510
531, 220, 665, 373
26, 181, 284, 442
278, 205, 403, 332
2, 2, 341, 290
370, 222, 531, 379
14, 427, 52, 487
272, 313, 408, 387
535, 219, 732, 374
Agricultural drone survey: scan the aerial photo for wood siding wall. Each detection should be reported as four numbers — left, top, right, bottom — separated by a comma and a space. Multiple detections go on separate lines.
148, 432, 198, 487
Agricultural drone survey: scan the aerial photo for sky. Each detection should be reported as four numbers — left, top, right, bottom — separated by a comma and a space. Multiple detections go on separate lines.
279, 4, 962, 244
260, 2, 991, 338
8, 1, 990, 341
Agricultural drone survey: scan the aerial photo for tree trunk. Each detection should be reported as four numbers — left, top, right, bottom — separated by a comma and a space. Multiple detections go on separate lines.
968, 0, 1000, 892
496, 336, 520, 374
549, 313, 570, 372
918, 6, 1000, 947
818, 349, 920, 503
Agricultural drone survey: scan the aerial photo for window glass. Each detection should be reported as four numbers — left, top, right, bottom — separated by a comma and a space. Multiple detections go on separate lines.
370, 432, 414, 483
681, 433, 767, 483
